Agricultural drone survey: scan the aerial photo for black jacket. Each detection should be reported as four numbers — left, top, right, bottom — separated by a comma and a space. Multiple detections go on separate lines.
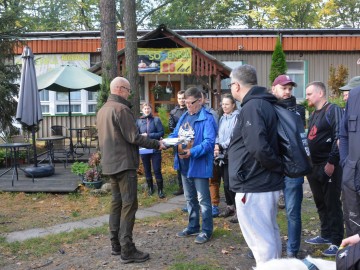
228, 86, 284, 193
277, 96, 306, 126
168, 105, 187, 132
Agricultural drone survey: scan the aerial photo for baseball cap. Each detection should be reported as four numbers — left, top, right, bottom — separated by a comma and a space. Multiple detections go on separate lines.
272, 75, 297, 87
339, 76, 360, 91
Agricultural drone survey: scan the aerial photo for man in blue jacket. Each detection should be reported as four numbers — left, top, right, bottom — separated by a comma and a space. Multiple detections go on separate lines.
169, 87, 217, 244
228, 64, 284, 266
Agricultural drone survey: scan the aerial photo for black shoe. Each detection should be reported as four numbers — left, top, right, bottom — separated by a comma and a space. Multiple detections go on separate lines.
121, 247, 150, 264
148, 187, 154, 196
173, 188, 184, 196
247, 250, 254, 259
229, 214, 238, 223
158, 189, 165, 199
111, 244, 121, 255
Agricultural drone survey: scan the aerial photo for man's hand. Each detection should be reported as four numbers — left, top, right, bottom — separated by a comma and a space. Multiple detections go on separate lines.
324, 162, 335, 177
180, 149, 191, 159
158, 140, 167, 150
340, 234, 360, 248
141, 133, 148, 137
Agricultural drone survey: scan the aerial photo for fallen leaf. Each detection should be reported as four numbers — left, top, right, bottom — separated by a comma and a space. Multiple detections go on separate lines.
221, 249, 229, 254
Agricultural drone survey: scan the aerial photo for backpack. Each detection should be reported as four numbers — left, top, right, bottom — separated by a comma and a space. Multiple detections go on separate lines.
337, 242, 360, 270
274, 104, 312, 178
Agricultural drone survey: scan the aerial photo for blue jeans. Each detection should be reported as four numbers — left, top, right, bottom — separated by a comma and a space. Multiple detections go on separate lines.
181, 174, 213, 237
284, 176, 303, 256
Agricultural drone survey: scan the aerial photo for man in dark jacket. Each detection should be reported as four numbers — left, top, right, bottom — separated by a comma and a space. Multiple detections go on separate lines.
228, 64, 284, 266
169, 90, 187, 195
339, 78, 360, 238
271, 74, 305, 258
305, 81, 344, 256
97, 77, 165, 264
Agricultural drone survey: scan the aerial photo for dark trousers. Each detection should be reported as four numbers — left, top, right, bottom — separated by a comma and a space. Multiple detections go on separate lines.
177, 169, 183, 188
342, 158, 360, 237
109, 170, 138, 248
307, 162, 344, 246
219, 163, 236, 207
141, 152, 163, 181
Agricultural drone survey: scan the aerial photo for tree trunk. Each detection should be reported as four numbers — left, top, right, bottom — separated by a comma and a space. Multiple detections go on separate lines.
99, 0, 118, 80
122, 0, 140, 118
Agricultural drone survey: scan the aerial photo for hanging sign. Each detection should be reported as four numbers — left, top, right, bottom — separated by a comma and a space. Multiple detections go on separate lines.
138, 48, 192, 74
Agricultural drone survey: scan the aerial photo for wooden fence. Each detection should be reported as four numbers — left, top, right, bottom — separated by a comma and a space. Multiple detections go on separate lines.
36, 115, 97, 138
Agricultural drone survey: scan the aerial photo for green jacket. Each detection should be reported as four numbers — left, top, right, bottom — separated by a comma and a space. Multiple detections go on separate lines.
97, 94, 160, 175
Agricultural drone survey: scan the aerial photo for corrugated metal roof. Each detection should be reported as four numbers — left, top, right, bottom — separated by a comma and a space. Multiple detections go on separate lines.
14, 26, 360, 54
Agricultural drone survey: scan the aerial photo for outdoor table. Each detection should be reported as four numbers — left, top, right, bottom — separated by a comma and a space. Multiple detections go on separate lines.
68, 127, 89, 154
0, 143, 34, 186
36, 136, 66, 167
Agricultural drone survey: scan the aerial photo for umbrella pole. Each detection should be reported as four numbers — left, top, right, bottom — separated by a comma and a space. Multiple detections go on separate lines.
68, 91, 74, 155
32, 126, 38, 167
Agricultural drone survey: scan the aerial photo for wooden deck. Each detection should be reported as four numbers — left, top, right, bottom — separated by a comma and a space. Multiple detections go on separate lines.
0, 148, 95, 193
0, 165, 81, 192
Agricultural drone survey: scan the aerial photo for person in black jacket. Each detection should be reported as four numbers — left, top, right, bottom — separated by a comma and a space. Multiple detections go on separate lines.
305, 81, 344, 256
271, 74, 306, 258
136, 103, 165, 198
228, 64, 284, 266
169, 90, 187, 196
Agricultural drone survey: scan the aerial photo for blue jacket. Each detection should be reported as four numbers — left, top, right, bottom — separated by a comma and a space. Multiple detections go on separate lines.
168, 107, 217, 178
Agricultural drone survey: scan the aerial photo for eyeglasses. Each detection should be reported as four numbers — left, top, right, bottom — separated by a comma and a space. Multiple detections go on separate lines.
228, 82, 237, 89
121, 86, 131, 93
185, 98, 199, 105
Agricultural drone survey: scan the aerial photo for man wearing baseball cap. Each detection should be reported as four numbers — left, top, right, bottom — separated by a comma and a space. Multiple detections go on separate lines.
339, 76, 360, 103
271, 74, 306, 258
339, 76, 360, 238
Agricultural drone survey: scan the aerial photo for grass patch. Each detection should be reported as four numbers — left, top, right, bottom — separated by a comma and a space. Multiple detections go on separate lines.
0, 225, 108, 264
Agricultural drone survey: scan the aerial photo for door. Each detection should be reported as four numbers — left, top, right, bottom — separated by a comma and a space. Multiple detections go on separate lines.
149, 81, 181, 114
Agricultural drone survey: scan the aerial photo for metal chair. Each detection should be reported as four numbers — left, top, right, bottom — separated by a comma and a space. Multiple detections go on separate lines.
50, 126, 69, 166
84, 125, 98, 152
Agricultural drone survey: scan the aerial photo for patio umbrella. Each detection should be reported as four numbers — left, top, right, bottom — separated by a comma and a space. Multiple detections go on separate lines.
36, 65, 102, 153
16, 46, 43, 167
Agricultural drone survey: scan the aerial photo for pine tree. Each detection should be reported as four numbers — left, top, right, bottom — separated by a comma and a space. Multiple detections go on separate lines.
269, 36, 287, 85
328, 64, 349, 98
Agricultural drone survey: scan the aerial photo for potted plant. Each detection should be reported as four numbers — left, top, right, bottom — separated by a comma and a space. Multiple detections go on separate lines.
71, 152, 103, 189
151, 83, 164, 100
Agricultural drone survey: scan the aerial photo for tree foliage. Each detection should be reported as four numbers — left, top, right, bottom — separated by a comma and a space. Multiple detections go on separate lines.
328, 64, 349, 98
0, 2, 22, 137
269, 37, 287, 85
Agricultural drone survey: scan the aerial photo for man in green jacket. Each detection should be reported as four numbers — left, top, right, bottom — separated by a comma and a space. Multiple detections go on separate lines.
97, 76, 165, 264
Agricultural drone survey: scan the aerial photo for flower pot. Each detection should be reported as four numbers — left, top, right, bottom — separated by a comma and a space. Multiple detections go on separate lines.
82, 179, 103, 189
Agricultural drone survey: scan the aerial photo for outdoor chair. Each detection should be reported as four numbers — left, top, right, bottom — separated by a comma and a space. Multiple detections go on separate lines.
50, 125, 69, 166
9, 134, 31, 164
84, 125, 98, 152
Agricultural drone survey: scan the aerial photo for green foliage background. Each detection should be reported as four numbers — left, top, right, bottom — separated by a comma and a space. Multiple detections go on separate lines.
269, 36, 287, 85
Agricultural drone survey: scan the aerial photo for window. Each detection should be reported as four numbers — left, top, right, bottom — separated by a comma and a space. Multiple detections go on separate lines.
221, 61, 244, 90
56, 91, 81, 101
88, 104, 97, 113
286, 61, 306, 100
57, 104, 81, 113
39, 90, 49, 101
88, 91, 98, 101
41, 105, 49, 113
